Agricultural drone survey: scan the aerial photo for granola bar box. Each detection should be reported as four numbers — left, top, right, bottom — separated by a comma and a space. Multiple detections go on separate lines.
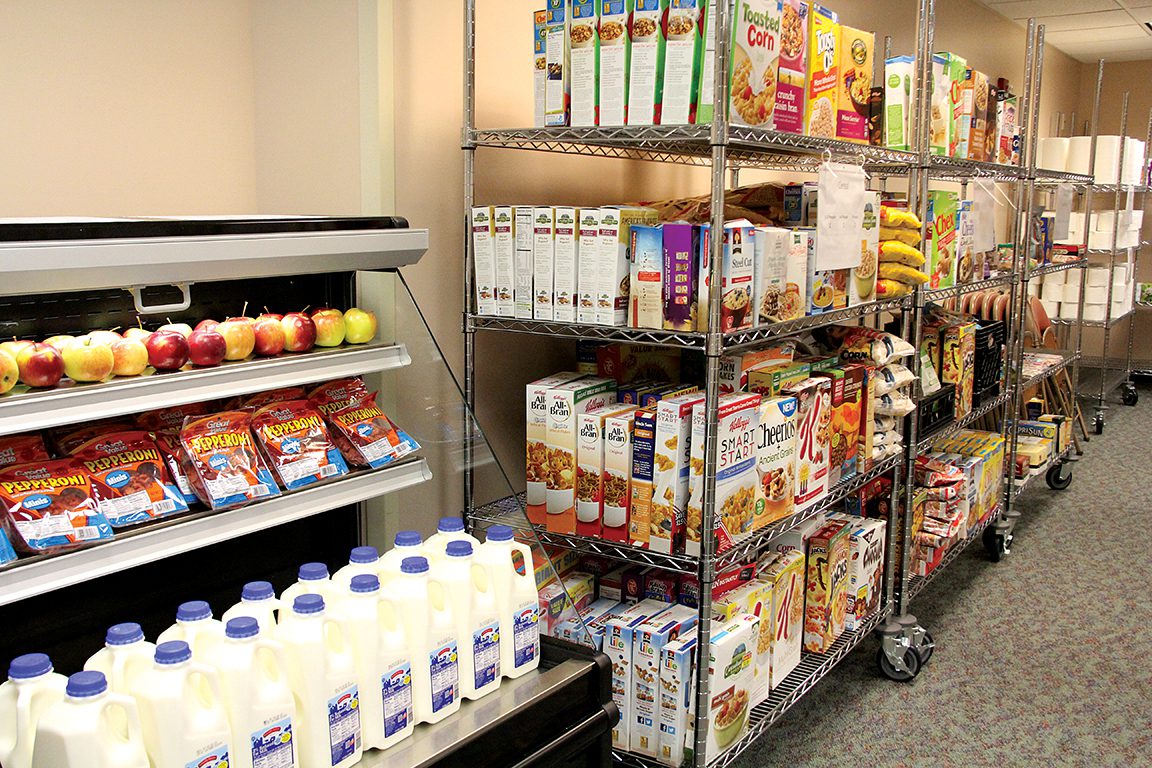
651, 392, 706, 554
783, 376, 831, 514
546, 377, 617, 533
803, 519, 849, 653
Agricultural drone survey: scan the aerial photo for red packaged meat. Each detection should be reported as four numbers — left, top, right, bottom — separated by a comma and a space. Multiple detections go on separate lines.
242, 388, 309, 409
251, 400, 349, 490
0, 459, 114, 552
0, 434, 51, 469
325, 393, 419, 470
72, 430, 190, 527
179, 411, 281, 510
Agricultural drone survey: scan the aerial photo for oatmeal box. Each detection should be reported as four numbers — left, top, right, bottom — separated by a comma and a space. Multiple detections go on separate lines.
661, 0, 705, 125
576, 403, 638, 538
722, 220, 757, 332
772, 0, 807, 134
803, 519, 849, 653
569, 0, 600, 127
835, 25, 873, 143
545, 377, 616, 534
805, 4, 838, 139
729, 0, 782, 129
651, 392, 706, 555
754, 395, 798, 530
597, 0, 633, 126
783, 376, 830, 514
602, 408, 639, 543
526, 372, 586, 526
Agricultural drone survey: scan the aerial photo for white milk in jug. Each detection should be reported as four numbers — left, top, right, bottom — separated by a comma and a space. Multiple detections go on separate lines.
376, 597, 415, 751
331, 574, 389, 750
279, 562, 334, 610
84, 623, 155, 698
423, 517, 479, 565
30, 671, 148, 768
440, 541, 503, 700
0, 653, 67, 768
332, 546, 380, 593
476, 525, 541, 678
222, 581, 280, 632
378, 531, 424, 587
156, 601, 225, 660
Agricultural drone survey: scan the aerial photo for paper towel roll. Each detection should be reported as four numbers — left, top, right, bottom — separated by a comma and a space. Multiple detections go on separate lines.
1027, 282, 1040, 297
1067, 136, 1093, 176
1084, 304, 1106, 323
1087, 268, 1109, 287
1095, 136, 1122, 185
1123, 137, 1146, 185
1041, 298, 1061, 318
1038, 137, 1069, 172
1041, 270, 1068, 288
1083, 285, 1106, 303
1060, 300, 1080, 320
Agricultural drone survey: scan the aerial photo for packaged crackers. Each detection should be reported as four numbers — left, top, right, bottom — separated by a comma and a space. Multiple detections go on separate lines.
179, 411, 281, 510
0, 459, 114, 552
252, 400, 350, 491
73, 430, 189, 527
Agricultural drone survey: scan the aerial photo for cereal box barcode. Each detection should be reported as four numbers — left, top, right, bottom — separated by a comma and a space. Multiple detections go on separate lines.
75, 526, 102, 541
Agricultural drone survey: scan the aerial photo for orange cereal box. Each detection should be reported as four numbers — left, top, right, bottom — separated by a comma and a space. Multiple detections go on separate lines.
0, 459, 114, 552
73, 430, 189, 527
326, 393, 419, 470
803, 520, 849, 653
252, 400, 349, 490
0, 434, 50, 469
179, 411, 281, 510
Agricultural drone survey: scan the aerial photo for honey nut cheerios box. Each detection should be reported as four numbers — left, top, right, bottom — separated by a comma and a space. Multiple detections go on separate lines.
526, 372, 585, 526
629, 604, 699, 757
569, 0, 600, 127
546, 377, 616, 534
753, 395, 798, 531
607, 599, 673, 749
651, 392, 706, 555
805, 4, 838, 139
760, 548, 804, 689
576, 403, 638, 538
772, 0, 807, 134
804, 519, 849, 653
783, 376, 831, 514
602, 408, 639, 543
729, 0, 783, 129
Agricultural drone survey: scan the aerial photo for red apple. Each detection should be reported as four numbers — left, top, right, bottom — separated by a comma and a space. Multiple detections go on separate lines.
194, 319, 220, 333
0, 350, 18, 394
343, 308, 377, 344
62, 336, 115, 382
258, 308, 283, 322
159, 322, 193, 339
16, 343, 64, 388
216, 320, 255, 361
86, 330, 123, 347
123, 327, 152, 343
310, 309, 346, 347
110, 338, 149, 377
252, 316, 286, 357
280, 313, 317, 353
1, 340, 33, 359
40, 336, 75, 353
188, 329, 228, 367
146, 331, 190, 371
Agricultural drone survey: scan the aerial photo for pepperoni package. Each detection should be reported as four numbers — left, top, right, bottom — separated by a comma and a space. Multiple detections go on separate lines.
242, 388, 309, 409
308, 378, 371, 417
251, 400, 349, 490
137, 402, 215, 435
53, 420, 137, 456
325, 393, 419, 470
72, 430, 190, 527
0, 434, 51, 469
153, 432, 200, 507
0, 459, 114, 552
179, 412, 281, 510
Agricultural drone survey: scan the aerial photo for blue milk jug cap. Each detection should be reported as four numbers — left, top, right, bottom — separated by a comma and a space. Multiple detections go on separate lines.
242, 581, 275, 601
446, 540, 473, 557
486, 525, 514, 542
401, 556, 430, 574
351, 574, 380, 593
226, 617, 260, 639
66, 671, 107, 698
155, 641, 192, 665
298, 562, 329, 581
106, 622, 145, 646
437, 517, 464, 533
349, 546, 379, 564
395, 530, 422, 547
176, 600, 212, 622
293, 594, 325, 615
8, 653, 52, 680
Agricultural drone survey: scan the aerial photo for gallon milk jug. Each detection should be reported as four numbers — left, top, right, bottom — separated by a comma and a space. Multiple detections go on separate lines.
389, 556, 461, 724
30, 671, 148, 768
440, 541, 503, 700
332, 546, 380, 593
477, 524, 541, 678
378, 530, 424, 587
279, 562, 333, 610
331, 574, 391, 750
376, 597, 415, 751
204, 618, 298, 768
84, 623, 155, 697
222, 581, 280, 631
156, 600, 225, 660
0, 653, 67, 768
276, 594, 362, 768
423, 517, 479, 565
131, 641, 233, 768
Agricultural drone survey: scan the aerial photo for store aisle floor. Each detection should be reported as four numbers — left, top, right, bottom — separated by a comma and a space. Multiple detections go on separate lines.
732, 388, 1152, 768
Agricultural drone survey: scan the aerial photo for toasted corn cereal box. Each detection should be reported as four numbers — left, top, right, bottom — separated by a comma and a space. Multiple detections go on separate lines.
0, 458, 114, 552
252, 400, 350, 491
73, 430, 189, 527
180, 411, 281, 510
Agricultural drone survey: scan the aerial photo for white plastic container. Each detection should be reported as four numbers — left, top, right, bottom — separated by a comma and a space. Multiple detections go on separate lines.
84, 623, 155, 699
476, 525, 541, 679
130, 641, 234, 768
0, 653, 67, 768
387, 556, 461, 724
440, 540, 503, 700
204, 617, 298, 768
376, 596, 415, 750
279, 563, 334, 611
378, 530, 425, 587
423, 517, 480, 566
331, 574, 389, 750
275, 594, 363, 768
332, 546, 381, 593
30, 671, 148, 768
156, 601, 225, 660
221, 581, 280, 632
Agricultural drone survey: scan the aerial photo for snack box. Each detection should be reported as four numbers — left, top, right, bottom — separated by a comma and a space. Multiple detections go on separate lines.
754, 226, 792, 324
553, 207, 579, 322
850, 191, 879, 305
692, 613, 759, 763
662, 222, 699, 331
657, 636, 697, 767
729, 0, 782, 128
597, 342, 681, 384
553, 598, 627, 647
926, 190, 958, 289
630, 605, 700, 756
651, 392, 706, 554
835, 25, 873, 144
783, 377, 831, 514
753, 396, 799, 530
533, 10, 547, 127
533, 206, 556, 319
569, 0, 600, 127
598, 564, 642, 602
627, 0, 669, 126
630, 223, 665, 329
746, 360, 811, 397
576, 207, 602, 323
837, 516, 886, 631
772, 0, 808, 134
599, 207, 661, 325
706, 392, 761, 555
602, 408, 639, 543
711, 580, 771, 705
471, 206, 497, 315
884, 55, 914, 150
810, 368, 846, 486
805, 4, 838, 139
546, 377, 617, 533
576, 403, 640, 538
721, 220, 757, 332
1038, 414, 1071, 456
629, 407, 659, 548
804, 520, 849, 653
640, 383, 701, 409
538, 570, 596, 636
761, 549, 805, 689
939, 321, 975, 418
607, 599, 674, 749
598, 0, 633, 126
513, 206, 536, 319
492, 206, 516, 316
661, 0, 706, 125
718, 344, 796, 393
644, 570, 680, 603
544, 0, 570, 127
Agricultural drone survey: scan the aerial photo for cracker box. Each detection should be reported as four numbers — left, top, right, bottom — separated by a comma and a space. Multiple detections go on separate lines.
607, 599, 673, 749
712, 580, 771, 705
729, 0, 782, 128
514, 206, 536, 319
850, 192, 879, 305
534, 10, 547, 127
884, 55, 914, 150
803, 519, 849, 653
685, 401, 706, 556
629, 407, 659, 548
627, 0, 668, 126
810, 368, 845, 486
966, 69, 990, 162
492, 206, 516, 316
662, 222, 698, 331
940, 321, 975, 418
761, 549, 804, 689
545, 377, 616, 533
526, 372, 585, 526
630, 605, 699, 756
576, 207, 602, 323
746, 360, 811, 397
695, 614, 758, 763
835, 25, 872, 143
471, 206, 497, 315
783, 377, 831, 514
576, 404, 639, 538
598, 0, 633, 126
658, 636, 697, 767
711, 392, 761, 554
721, 220, 757, 332
772, 0, 807, 134
754, 226, 791, 324
661, 0, 705, 125
554, 207, 579, 322
840, 517, 885, 631
631, 224, 664, 329
652, 392, 706, 554
599, 207, 660, 326
781, 228, 809, 321
569, 0, 600, 126
805, 4, 838, 139
926, 190, 958, 289
544, 0, 570, 126
754, 396, 798, 530
533, 207, 556, 319
718, 344, 795, 393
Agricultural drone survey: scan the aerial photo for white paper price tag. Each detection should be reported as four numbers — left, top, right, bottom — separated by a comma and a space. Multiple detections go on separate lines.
1053, 183, 1072, 241
816, 161, 865, 270
972, 179, 996, 253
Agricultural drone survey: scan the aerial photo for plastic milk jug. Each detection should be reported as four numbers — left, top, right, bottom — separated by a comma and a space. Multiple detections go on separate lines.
389, 556, 461, 724
378, 530, 424, 587
84, 623, 155, 698
275, 594, 362, 768
0, 653, 67, 768
204, 618, 298, 768
279, 562, 334, 610
331, 575, 388, 750
222, 581, 281, 632
376, 596, 415, 750
332, 546, 380, 593
30, 671, 148, 768
423, 517, 479, 565
156, 600, 225, 660
440, 541, 503, 700
131, 641, 234, 768
476, 525, 541, 678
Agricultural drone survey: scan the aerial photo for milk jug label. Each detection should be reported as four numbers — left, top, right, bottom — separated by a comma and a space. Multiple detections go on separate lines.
250, 715, 294, 768
327, 685, 361, 764
513, 602, 540, 668
185, 743, 229, 768
473, 620, 501, 688
381, 662, 413, 738
428, 639, 459, 714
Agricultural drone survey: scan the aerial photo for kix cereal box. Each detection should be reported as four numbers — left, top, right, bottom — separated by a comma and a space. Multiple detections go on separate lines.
761, 549, 804, 689
783, 377, 831, 514
804, 520, 849, 653
651, 392, 706, 554
526, 372, 585, 526
729, 0, 782, 129
753, 396, 798, 530
73, 431, 189, 527
0, 459, 114, 552
630, 604, 699, 756
835, 25, 873, 143
547, 377, 617, 533
926, 190, 959, 289
805, 4, 838, 139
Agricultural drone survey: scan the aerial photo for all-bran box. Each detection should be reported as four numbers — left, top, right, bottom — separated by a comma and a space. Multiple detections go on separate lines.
553, 207, 579, 322
569, 0, 600, 126
631, 224, 665, 329
544, 0, 570, 126
652, 392, 706, 554
533, 206, 556, 319
493, 206, 516, 316
662, 222, 698, 331
471, 206, 497, 315
722, 220, 757, 332
514, 206, 536, 319
805, 4, 838, 139
576, 404, 638, 538
772, 0, 807, 133
761, 549, 804, 689
712, 393, 761, 553
534, 10, 548, 127
630, 604, 699, 756
838, 516, 886, 631
753, 396, 798, 529
629, 408, 659, 548
661, 0, 705, 125
627, 0, 669, 125
835, 25, 872, 143
783, 377, 830, 514
850, 192, 879, 305
598, 0, 633, 126
607, 599, 673, 749
526, 372, 585, 526
603, 408, 639, 542
729, 0, 782, 129
546, 377, 616, 534
658, 636, 697, 766
577, 207, 602, 323
600, 207, 660, 326
803, 519, 849, 653
754, 226, 791, 324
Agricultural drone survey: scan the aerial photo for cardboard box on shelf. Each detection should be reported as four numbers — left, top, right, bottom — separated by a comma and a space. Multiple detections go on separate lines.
926, 190, 958, 289
527, 372, 586, 526
553, 207, 579, 322
800, 227, 847, 314
754, 226, 792, 324
607, 599, 673, 749
662, 222, 699, 331
966, 70, 990, 162
685, 401, 706, 557
696, 613, 759, 763
838, 516, 886, 631
661, 0, 706, 125
601, 408, 638, 543
997, 93, 1019, 165
804, 520, 849, 653
627, 0, 669, 126
576, 403, 639, 538
576, 208, 602, 324
835, 25, 873, 143
545, 377, 617, 533
712, 580, 771, 705
630, 224, 665, 329
850, 192, 880, 305
805, 4, 839, 139
753, 396, 799, 530
721, 220, 757, 332
533, 206, 556, 319
940, 321, 976, 418
534, 10, 547, 127
651, 392, 706, 554
658, 636, 696, 767
514, 206, 535, 319
629, 604, 699, 756
544, 1, 570, 126
598, 207, 660, 326
492, 206, 516, 317
598, 0, 633, 126
780, 228, 809, 321
761, 549, 805, 689
729, 0, 782, 128
718, 344, 796, 393
596, 343, 681, 384
884, 55, 914, 150
772, 0, 808, 134
569, 0, 600, 127
783, 377, 831, 514
746, 360, 812, 397
629, 407, 659, 548
471, 206, 497, 316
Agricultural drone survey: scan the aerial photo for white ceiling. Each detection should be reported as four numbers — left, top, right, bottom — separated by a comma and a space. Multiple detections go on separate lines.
977, 0, 1152, 62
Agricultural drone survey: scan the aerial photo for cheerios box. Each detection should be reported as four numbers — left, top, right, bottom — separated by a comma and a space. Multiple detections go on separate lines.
576, 403, 639, 538
692, 613, 759, 763
526, 372, 586, 525
658, 635, 697, 767
783, 377, 831, 514
651, 392, 706, 554
728, 0, 782, 129
754, 395, 798, 530
546, 377, 616, 534
544, 0, 570, 126
805, 4, 838, 139
630, 604, 699, 756
661, 0, 705, 125
708, 392, 761, 555
602, 408, 639, 542
607, 599, 673, 749
761, 549, 804, 689
597, 0, 634, 126
804, 520, 849, 653
629, 408, 659, 548
627, 0, 669, 126
569, 0, 600, 126
835, 25, 872, 143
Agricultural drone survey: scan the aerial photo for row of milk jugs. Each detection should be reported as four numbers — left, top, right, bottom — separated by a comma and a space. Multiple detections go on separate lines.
0, 520, 540, 768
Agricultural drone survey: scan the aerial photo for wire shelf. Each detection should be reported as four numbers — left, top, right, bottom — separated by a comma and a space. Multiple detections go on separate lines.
1029, 259, 1088, 277
1052, 311, 1133, 328
1090, 183, 1151, 193
1010, 445, 1074, 501
1034, 168, 1095, 185
924, 274, 1014, 301
1019, 351, 1079, 390
927, 155, 1025, 182
916, 391, 1010, 453
905, 508, 999, 604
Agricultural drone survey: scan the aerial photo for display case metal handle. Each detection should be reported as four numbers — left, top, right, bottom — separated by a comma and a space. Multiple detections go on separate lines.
126, 283, 193, 315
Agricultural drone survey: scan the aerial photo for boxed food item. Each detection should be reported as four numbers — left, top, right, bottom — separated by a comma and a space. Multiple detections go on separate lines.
629, 407, 659, 548
850, 192, 880, 305
538, 571, 596, 635
694, 222, 712, 330
839, 516, 885, 630
772, 0, 808, 134
956, 199, 975, 283
718, 343, 795, 393
729, 0, 782, 128
926, 190, 958, 289
954, 67, 975, 160
644, 570, 680, 602
658, 636, 697, 767
761, 549, 805, 689
805, 4, 838, 138
711, 392, 761, 554
1038, 414, 1071, 455
997, 93, 1019, 165
940, 321, 975, 418
837, 364, 866, 479
553, 598, 626, 645
754, 226, 791, 324
884, 55, 914, 150
712, 580, 771, 705
630, 605, 699, 756
780, 228, 810, 320
534, 10, 547, 127
835, 25, 873, 143
597, 343, 681, 383
696, 613, 758, 762
471, 206, 497, 315
630, 223, 665, 328
514, 206, 535, 319
492, 206, 516, 316
651, 392, 706, 554
599, 207, 660, 326
640, 383, 700, 409
576, 208, 602, 323
607, 599, 673, 749
966, 70, 990, 162
983, 80, 998, 162
772, 511, 826, 560
804, 520, 849, 653
928, 53, 950, 155
545, 377, 616, 533
576, 404, 639, 538
810, 368, 846, 486
662, 222, 698, 331
721, 220, 757, 332
784, 377, 831, 514
569, 0, 600, 126
754, 396, 799, 529
746, 360, 812, 397
527, 372, 585, 526
945, 53, 968, 156
554, 207, 579, 322
618, 380, 668, 405
799, 227, 847, 314
544, 1, 570, 126
685, 401, 706, 556
533, 206, 556, 319
627, 0, 669, 126
661, 0, 706, 125
598, 1, 633, 125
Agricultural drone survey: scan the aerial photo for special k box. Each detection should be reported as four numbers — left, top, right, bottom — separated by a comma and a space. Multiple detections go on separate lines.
761, 549, 804, 689
629, 408, 658, 548
576, 404, 638, 538
630, 604, 699, 756
651, 392, 706, 554
546, 377, 616, 533
783, 377, 831, 514
754, 396, 798, 530
526, 372, 585, 525
709, 392, 761, 555
607, 599, 672, 749
804, 520, 849, 653
602, 408, 638, 542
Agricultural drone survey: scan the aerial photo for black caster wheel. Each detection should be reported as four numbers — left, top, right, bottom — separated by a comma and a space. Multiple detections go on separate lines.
1122, 384, 1138, 406
1094, 414, 1105, 435
1046, 462, 1072, 490
877, 646, 922, 682
983, 527, 1008, 563
915, 631, 936, 665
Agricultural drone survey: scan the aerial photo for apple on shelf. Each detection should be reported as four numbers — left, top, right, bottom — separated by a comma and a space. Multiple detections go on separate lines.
343, 308, 377, 344
280, 311, 317, 353
253, 314, 286, 356
217, 318, 255, 361
0, 350, 18, 394
16, 343, 64, 388
124, 326, 152, 343
188, 328, 228, 367
41, 335, 75, 353
1, 339, 33, 359
146, 330, 190, 371
62, 336, 115, 382
86, 329, 123, 347
158, 321, 193, 339
110, 337, 149, 377
311, 308, 346, 348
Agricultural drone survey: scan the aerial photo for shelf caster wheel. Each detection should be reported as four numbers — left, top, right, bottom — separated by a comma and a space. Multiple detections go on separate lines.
1094, 414, 1105, 435
983, 527, 1010, 563
877, 646, 921, 682
1122, 383, 1138, 406
1046, 462, 1072, 490
914, 631, 936, 665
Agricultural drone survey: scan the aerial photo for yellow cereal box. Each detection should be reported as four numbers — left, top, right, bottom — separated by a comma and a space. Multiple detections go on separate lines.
805, 4, 838, 138
729, 0, 783, 128
835, 25, 873, 143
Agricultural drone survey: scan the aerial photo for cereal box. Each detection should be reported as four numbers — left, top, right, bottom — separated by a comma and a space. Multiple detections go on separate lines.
780, 228, 809, 320
651, 392, 705, 554
607, 599, 673, 749
553, 207, 579, 322
761, 549, 804, 689
662, 222, 698, 331
746, 360, 811, 397
840, 516, 885, 631
850, 191, 879, 305
577, 601, 636, 651
944, 53, 968, 157
729, 0, 782, 128
718, 343, 795, 393
547, 377, 616, 533
569, 0, 599, 126
712, 580, 771, 705
771, 511, 826, 560
754, 396, 798, 530
544, 0, 570, 126
534, 10, 547, 127
514, 206, 535, 319
631, 223, 664, 328
772, 0, 807, 133
955, 67, 975, 160
627, 0, 668, 125
599, 206, 660, 326
0, 435, 49, 469
576, 207, 602, 323
810, 369, 845, 486
694, 0, 716, 124
603, 408, 638, 542
803, 519, 849, 653
884, 55, 914, 150
984, 80, 999, 164
784, 377, 830, 514
533, 206, 556, 320
837, 364, 865, 479
598, 0, 633, 126
956, 199, 975, 284
805, 4, 838, 139
695, 614, 758, 763
835, 25, 872, 143
753, 226, 791, 324
928, 53, 949, 155
596, 343, 681, 384
645, 570, 680, 602
471, 206, 497, 315
926, 190, 958, 289
576, 403, 638, 538
538, 571, 596, 636
940, 321, 975, 418
966, 69, 989, 162
553, 598, 625, 646
492, 206, 516, 316
639, 384, 699, 410
801, 228, 847, 314
997, 93, 1019, 165
630, 605, 699, 756
721, 220, 757, 332
598, 564, 642, 602
685, 402, 706, 556
629, 407, 658, 548
712, 392, 761, 553
658, 636, 696, 767
661, 0, 705, 124
526, 372, 585, 526
694, 222, 712, 330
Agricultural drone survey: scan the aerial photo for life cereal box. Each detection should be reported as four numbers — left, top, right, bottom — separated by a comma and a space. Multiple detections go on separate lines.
602, 408, 638, 542
576, 403, 637, 538
576, 207, 602, 324
753, 226, 791, 324
627, 0, 669, 126
804, 519, 849, 653
544, 0, 570, 127
547, 377, 616, 533
73, 430, 189, 527
607, 599, 672, 749
761, 549, 804, 689
630, 605, 699, 756
772, 0, 807, 133
754, 396, 798, 530
783, 377, 830, 514
533, 206, 556, 320
661, 0, 705, 125
658, 636, 697, 766
179, 412, 281, 511
651, 392, 705, 554
630, 223, 665, 329
251, 401, 350, 491
525, 372, 584, 526
835, 25, 872, 143
0, 459, 114, 552
712, 392, 761, 553
662, 222, 698, 332
553, 207, 579, 322
729, 0, 782, 129
629, 407, 659, 548
805, 4, 838, 139
597, 0, 633, 126
721, 220, 757, 332
569, 0, 600, 127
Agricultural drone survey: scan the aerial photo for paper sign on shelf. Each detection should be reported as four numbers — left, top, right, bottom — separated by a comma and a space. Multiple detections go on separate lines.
972, 179, 996, 253
816, 161, 865, 270
1053, 183, 1072, 242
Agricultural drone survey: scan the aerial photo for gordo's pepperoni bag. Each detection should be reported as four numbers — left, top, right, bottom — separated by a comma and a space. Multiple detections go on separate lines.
252, 400, 349, 490
325, 393, 419, 470
72, 430, 190, 527
0, 459, 114, 552
0, 434, 51, 469
180, 411, 281, 510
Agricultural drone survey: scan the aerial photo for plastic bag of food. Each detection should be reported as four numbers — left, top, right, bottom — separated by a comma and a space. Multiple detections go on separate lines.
308, 378, 372, 417
913, 455, 965, 487
0, 459, 115, 553
0, 434, 51, 469
72, 430, 189, 527
875, 279, 912, 298
874, 391, 916, 417
241, 387, 309, 409
325, 393, 419, 470
874, 414, 897, 432
878, 262, 929, 284
878, 240, 926, 267
252, 400, 349, 491
53, 420, 137, 456
136, 402, 216, 436
833, 327, 916, 365
879, 227, 922, 246
179, 411, 281, 510
879, 207, 922, 230
874, 363, 916, 395
153, 431, 199, 507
